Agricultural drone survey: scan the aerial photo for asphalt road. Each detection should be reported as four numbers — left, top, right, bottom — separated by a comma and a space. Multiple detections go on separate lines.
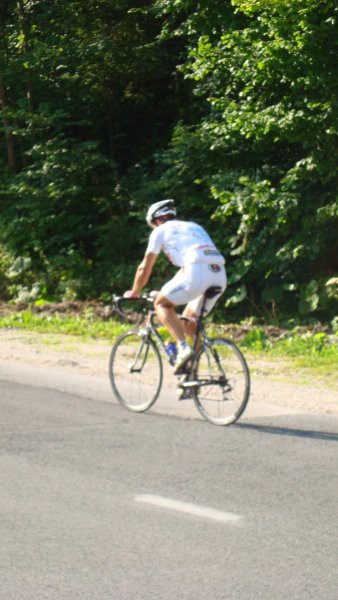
0, 378, 337, 600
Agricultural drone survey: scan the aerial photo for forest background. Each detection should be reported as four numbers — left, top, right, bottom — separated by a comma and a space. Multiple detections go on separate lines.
0, 0, 337, 327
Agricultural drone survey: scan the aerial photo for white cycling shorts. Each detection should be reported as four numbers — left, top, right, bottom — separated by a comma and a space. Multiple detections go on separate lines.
161, 262, 227, 316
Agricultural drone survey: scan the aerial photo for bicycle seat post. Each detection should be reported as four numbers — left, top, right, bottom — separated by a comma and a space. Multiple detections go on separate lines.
190, 297, 207, 353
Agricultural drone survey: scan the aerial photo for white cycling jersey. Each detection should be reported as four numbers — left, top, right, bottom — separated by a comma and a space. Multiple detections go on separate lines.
146, 219, 225, 268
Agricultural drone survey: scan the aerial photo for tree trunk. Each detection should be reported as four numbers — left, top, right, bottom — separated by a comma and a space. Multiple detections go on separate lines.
17, 0, 34, 112
0, 74, 16, 172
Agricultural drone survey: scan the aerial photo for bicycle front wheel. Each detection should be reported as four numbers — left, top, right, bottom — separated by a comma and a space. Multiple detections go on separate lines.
193, 338, 250, 426
109, 331, 163, 412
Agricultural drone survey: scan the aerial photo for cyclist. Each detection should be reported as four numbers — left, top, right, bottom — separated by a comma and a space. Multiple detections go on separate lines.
124, 199, 227, 372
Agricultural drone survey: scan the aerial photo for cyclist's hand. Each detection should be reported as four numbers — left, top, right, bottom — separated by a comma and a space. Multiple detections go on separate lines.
123, 290, 138, 298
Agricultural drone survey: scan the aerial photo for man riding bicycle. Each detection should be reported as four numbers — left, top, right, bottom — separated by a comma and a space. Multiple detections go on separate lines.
124, 199, 227, 372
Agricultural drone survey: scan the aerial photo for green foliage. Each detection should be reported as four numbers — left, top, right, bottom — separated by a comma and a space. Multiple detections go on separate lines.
271, 331, 338, 360
241, 328, 269, 350
150, 0, 338, 321
0, 135, 127, 298
0, 0, 337, 323
0, 244, 13, 299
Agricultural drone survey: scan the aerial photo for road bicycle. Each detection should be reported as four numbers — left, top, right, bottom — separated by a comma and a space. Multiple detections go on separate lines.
109, 286, 250, 426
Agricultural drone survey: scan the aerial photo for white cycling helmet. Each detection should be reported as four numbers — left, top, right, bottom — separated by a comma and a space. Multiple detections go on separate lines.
146, 199, 176, 228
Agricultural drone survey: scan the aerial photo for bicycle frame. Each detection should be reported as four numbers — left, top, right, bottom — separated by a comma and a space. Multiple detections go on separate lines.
115, 290, 225, 383
143, 303, 207, 369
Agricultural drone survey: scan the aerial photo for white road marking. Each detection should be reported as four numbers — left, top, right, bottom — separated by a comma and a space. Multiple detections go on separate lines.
134, 494, 243, 524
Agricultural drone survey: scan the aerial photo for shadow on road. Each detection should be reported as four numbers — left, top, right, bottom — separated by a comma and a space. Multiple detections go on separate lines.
235, 422, 338, 442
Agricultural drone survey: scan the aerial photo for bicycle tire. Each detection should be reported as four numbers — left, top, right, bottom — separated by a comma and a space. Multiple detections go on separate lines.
193, 338, 250, 426
109, 330, 163, 412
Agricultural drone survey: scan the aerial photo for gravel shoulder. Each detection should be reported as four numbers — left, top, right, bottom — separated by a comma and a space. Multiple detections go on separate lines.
0, 328, 337, 417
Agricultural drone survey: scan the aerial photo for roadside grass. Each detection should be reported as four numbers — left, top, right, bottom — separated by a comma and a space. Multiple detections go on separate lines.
238, 328, 338, 388
0, 309, 129, 340
243, 351, 337, 388
0, 309, 337, 388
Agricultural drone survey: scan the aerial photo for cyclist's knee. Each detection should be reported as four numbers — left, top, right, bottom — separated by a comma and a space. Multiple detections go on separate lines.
182, 306, 198, 322
154, 293, 175, 309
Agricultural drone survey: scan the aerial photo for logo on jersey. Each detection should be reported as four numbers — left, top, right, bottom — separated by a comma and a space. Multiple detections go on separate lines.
208, 264, 221, 273
204, 249, 220, 257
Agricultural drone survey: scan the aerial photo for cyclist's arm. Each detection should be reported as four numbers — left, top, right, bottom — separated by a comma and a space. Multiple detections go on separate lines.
130, 252, 158, 296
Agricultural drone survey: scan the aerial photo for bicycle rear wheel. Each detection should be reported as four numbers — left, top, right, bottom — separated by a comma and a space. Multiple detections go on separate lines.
109, 330, 163, 412
193, 338, 250, 426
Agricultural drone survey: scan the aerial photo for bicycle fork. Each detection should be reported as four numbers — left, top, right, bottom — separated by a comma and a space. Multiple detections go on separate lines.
128, 337, 150, 373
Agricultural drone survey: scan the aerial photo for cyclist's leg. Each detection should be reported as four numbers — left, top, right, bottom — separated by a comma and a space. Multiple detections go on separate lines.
154, 293, 186, 343
154, 266, 200, 344
155, 291, 195, 372
181, 305, 199, 346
